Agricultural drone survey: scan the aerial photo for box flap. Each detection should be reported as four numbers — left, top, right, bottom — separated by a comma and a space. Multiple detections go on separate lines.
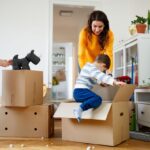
54, 102, 112, 120
113, 84, 136, 102
92, 85, 119, 101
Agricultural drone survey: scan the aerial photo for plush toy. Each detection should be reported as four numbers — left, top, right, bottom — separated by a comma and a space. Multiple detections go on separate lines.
12, 50, 40, 70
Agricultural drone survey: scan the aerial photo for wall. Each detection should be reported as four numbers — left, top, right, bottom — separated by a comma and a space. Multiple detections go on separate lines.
0, 0, 50, 95
100, 0, 150, 44
0, 0, 150, 94
53, 0, 150, 45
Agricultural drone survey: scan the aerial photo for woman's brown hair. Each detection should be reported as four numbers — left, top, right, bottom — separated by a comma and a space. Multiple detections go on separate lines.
87, 10, 109, 49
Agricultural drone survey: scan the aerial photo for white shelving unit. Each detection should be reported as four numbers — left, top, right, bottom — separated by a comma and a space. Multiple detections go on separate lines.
52, 46, 65, 73
114, 34, 150, 85
134, 88, 150, 130
52, 43, 73, 100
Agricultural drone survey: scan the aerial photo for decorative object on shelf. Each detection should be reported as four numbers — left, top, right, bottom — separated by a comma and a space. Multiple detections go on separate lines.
138, 78, 150, 88
116, 76, 131, 84
129, 24, 137, 35
131, 15, 147, 33
52, 76, 59, 86
55, 69, 66, 82
12, 50, 40, 70
131, 57, 136, 84
148, 10, 150, 33
130, 109, 136, 131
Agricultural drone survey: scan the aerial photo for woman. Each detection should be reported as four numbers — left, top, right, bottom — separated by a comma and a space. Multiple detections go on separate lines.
78, 10, 114, 73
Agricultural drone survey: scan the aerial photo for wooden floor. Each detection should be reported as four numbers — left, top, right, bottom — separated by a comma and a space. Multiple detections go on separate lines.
0, 120, 149, 150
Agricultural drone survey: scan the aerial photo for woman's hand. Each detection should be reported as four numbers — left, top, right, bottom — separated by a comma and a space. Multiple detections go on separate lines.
0, 59, 12, 67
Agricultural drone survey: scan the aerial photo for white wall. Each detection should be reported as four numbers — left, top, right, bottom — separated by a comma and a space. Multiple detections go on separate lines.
100, 0, 150, 44
0, 0, 150, 95
53, 0, 150, 46
0, 0, 50, 95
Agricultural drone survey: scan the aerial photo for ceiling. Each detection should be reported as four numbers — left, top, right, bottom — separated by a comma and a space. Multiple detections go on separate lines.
53, 4, 94, 29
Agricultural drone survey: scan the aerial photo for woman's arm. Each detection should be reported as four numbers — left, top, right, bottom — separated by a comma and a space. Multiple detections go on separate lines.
0, 59, 12, 67
104, 30, 114, 72
78, 28, 88, 69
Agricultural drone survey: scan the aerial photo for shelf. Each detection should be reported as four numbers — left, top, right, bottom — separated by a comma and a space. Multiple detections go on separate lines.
126, 63, 138, 68
125, 41, 137, 49
135, 88, 150, 92
114, 34, 150, 85
53, 65, 65, 67
135, 101, 150, 105
53, 57, 65, 59
115, 66, 124, 70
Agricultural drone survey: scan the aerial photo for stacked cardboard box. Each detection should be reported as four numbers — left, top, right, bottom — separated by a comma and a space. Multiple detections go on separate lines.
0, 70, 54, 138
54, 84, 135, 146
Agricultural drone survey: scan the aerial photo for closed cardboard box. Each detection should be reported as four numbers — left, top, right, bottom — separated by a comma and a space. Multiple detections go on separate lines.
54, 84, 135, 146
0, 104, 54, 138
2, 70, 43, 107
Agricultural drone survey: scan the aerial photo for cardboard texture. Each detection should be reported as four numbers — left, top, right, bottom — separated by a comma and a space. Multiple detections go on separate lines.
92, 85, 119, 101
0, 104, 54, 138
54, 103, 112, 120
2, 70, 43, 107
92, 85, 135, 102
54, 84, 136, 146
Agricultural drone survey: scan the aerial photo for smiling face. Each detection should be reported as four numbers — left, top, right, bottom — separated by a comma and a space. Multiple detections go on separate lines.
91, 20, 105, 36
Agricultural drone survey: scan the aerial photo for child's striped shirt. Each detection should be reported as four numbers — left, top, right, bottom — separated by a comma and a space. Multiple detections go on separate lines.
74, 63, 114, 89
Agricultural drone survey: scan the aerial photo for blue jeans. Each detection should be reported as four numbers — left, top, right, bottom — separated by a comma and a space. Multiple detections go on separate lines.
73, 88, 102, 111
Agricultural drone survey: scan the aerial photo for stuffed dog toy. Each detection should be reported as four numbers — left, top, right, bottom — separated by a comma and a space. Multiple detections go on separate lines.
12, 50, 40, 70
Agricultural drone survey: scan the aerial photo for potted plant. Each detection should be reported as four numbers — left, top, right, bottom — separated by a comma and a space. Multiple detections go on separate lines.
131, 15, 147, 33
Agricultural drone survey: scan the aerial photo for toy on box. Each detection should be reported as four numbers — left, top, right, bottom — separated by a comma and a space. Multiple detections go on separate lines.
12, 50, 40, 70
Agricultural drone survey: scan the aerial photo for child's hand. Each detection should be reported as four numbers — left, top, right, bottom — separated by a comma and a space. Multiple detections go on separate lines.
100, 83, 109, 87
114, 80, 126, 86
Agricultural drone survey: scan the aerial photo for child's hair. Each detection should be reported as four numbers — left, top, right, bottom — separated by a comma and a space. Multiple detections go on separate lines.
95, 54, 110, 69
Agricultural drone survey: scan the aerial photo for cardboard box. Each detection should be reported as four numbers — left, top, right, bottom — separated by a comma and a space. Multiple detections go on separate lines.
92, 85, 120, 101
0, 104, 54, 138
2, 70, 43, 107
54, 84, 135, 146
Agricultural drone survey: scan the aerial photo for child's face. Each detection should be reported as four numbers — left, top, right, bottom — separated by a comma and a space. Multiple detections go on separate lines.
97, 62, 107, 72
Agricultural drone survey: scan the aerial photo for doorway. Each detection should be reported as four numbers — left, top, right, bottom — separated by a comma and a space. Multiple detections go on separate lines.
52, 3, 94, 99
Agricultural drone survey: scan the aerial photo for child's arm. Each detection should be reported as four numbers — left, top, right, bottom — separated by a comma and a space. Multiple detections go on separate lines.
113, 80, 126, 86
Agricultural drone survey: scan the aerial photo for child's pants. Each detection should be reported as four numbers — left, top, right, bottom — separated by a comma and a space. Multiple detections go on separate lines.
73, 88, 102, 111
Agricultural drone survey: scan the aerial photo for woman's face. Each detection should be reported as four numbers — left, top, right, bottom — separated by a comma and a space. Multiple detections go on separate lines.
91, 20, 104, 36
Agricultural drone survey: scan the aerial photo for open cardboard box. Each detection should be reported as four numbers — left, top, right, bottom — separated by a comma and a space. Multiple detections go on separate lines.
92, 85, 119, 102
54, 84, 136, 146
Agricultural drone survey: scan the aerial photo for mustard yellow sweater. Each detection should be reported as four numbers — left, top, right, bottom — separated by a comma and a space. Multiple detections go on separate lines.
78, 27, 114, 71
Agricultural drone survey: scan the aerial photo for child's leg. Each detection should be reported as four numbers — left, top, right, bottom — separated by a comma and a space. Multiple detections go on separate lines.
80, 90, 102, 111
73, 88, 102, 121
73, 88, 87, 122
73, 88, 102, 110
73, 107, 83, 122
